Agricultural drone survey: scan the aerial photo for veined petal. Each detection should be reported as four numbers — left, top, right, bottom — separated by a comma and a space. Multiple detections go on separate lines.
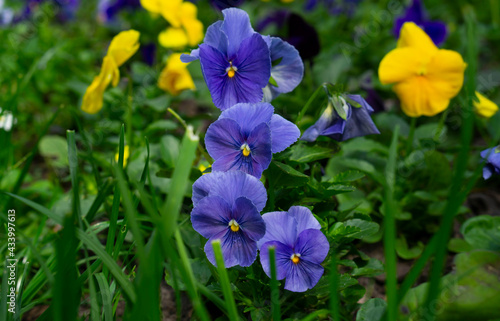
260, 240, 293, 280
205, 229, 258, 268
263, 37, 304, 100
181, 49, 200, 63
340, 95, 380, 141
191, 195, 232, 239
159, 27, 188, 48
233, 197, 266, 242
288, 206, 321, 235
233, 33, 271, 89
205, 118, 244, 160
107, 29, 140, 67
220, 103, 274, 137
300, 104, 335, 142
397, 22, 437, 55
246, 122, 272, 178
206, 171, 268, 211
258, 211, 297, 248
393, 76, 448, 117
269, 114, 300, 153
378, 47, 430, 85
203, 21, 228, 55
285, 259, 324, 292
221, 8, 255, 59
294, 229, 329, 264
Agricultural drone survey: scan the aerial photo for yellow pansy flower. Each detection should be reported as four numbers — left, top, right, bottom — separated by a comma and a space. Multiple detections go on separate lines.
114, 145, 130, 167
82, 30, 140, 114
474, 92, 498, 118
378, 22, 466, 117
158, 53, 196, 95
140, 0, 203, 48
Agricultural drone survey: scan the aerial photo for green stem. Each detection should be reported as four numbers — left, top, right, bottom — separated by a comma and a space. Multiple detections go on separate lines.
329, 246, 340, 321
212, 241, 240, 321
433, 109, 449, 142
269, 247, 281, 321
406, 117, 417, 155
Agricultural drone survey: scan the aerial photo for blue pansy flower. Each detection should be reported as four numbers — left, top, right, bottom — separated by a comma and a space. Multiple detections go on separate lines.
393, 0, 447, 46
258, 206, 329, 292
181, 8, 303, 110
205, 102, 300, 178
191, 170, 267, 267
481, 146, 500, 180
98, 0, 140, 22
301, 94, 380, 142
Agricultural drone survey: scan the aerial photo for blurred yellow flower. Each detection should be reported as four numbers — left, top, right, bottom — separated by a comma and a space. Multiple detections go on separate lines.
82, 30, 140, 114
378, 22, 466, 117
115, 145, 130, 167
474, 92, 498, 118
158, 53, 196, 95
140, 0, 203, 48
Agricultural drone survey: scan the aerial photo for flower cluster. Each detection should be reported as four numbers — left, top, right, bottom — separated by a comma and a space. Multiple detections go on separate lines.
140, 0, 203, 49
82, 30, 140, 114
181, 8, 303, 110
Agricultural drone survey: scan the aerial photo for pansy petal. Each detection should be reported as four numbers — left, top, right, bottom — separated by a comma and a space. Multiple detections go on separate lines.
340, 96, 380, 141
423, 21, 447, 46
221, 8, 254, 59
378, 47, 429, 85
181, 49, 200, 63
220, 103, 274, 136
393, 77, 448, 117
483, 165, 493, 180
247, 123, 273, 177
159, 27, 189, 48
205, 229, 259, 268
191, 196, 232, 239
209, 171, 268, 212
260, 240, 293, 280
393, 0, 424, 37
107, 29, 140, 67
480, 148, 495, 160
258, 211, 297, 248
205, 118, 244, 160
233, 33, 271, 89
300, 105, 336, 142
397, 22, 437, 54
294, 229, 329, 264
192, 172, 219, 206
426, 49, 466, 99
270, 114, 300, 153
203, 21, 228, 56
263, 37, 304, 101
288, 206, 321, 235
285, 260, 324, 292
212, 150, 243, 172
474, 92, 499, 118
233, 197, 266, 242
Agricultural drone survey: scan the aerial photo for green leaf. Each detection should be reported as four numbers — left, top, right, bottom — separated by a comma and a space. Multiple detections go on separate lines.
144, 95, 170, 112
39, 135, 68, 168
395, 235, 424, 259
329, 170, 365, 183
356, 298, 386, 321
160, 135, 180, 168
343, 95, 362, 108
145, 120, 177, 134
330, 96, 347, 120
267, 161, 309, 187
271, 56, 283, 67
286, 142, 335, 163
341, 137, 388, 155
269, 76, 278, 87
461, 215, 500, 251
448, 238, 473, 253
351, 258, 384, 277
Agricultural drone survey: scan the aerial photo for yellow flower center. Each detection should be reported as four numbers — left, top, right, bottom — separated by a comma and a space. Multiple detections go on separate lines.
291, 253, 301, 264
241, 143, 251, 157
228, 219, 240, 232
226, 62, 238, 78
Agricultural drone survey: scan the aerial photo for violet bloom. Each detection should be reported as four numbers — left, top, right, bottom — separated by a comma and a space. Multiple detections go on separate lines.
258, 206, 329, 292
98, 0, 140, 22
481, 146, 500, 180
181, 8, 271, 110
393, 0, 447, 46
205, 102, 300, 178
191, 171, 267, 267
301, 94, 380, 142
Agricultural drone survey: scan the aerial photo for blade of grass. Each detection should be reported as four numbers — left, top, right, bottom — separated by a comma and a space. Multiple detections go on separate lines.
95, 273, 113, 321
0, 260, 8, 320
383, 125, 400, 321
161, 125, 199, 237
85, 178, 114, 223
300, 309, 330, 321
423, 9, 477, 321
212, 240, 240, 321
268, 246, 281, 321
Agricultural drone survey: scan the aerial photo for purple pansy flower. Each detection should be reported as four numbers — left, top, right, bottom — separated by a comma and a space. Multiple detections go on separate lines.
301, 94, 380, 142
258, 206, 329, 292
393, 0, 447, 46
182, 8, 303, 110
181, 8, 271, 110
98, 0, 140, 22
205, 102, 300, 178
191, 170, 267, 268
481, 146, 500, 180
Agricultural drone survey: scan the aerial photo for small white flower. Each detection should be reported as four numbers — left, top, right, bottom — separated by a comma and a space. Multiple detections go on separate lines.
0, 108, 15, 132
